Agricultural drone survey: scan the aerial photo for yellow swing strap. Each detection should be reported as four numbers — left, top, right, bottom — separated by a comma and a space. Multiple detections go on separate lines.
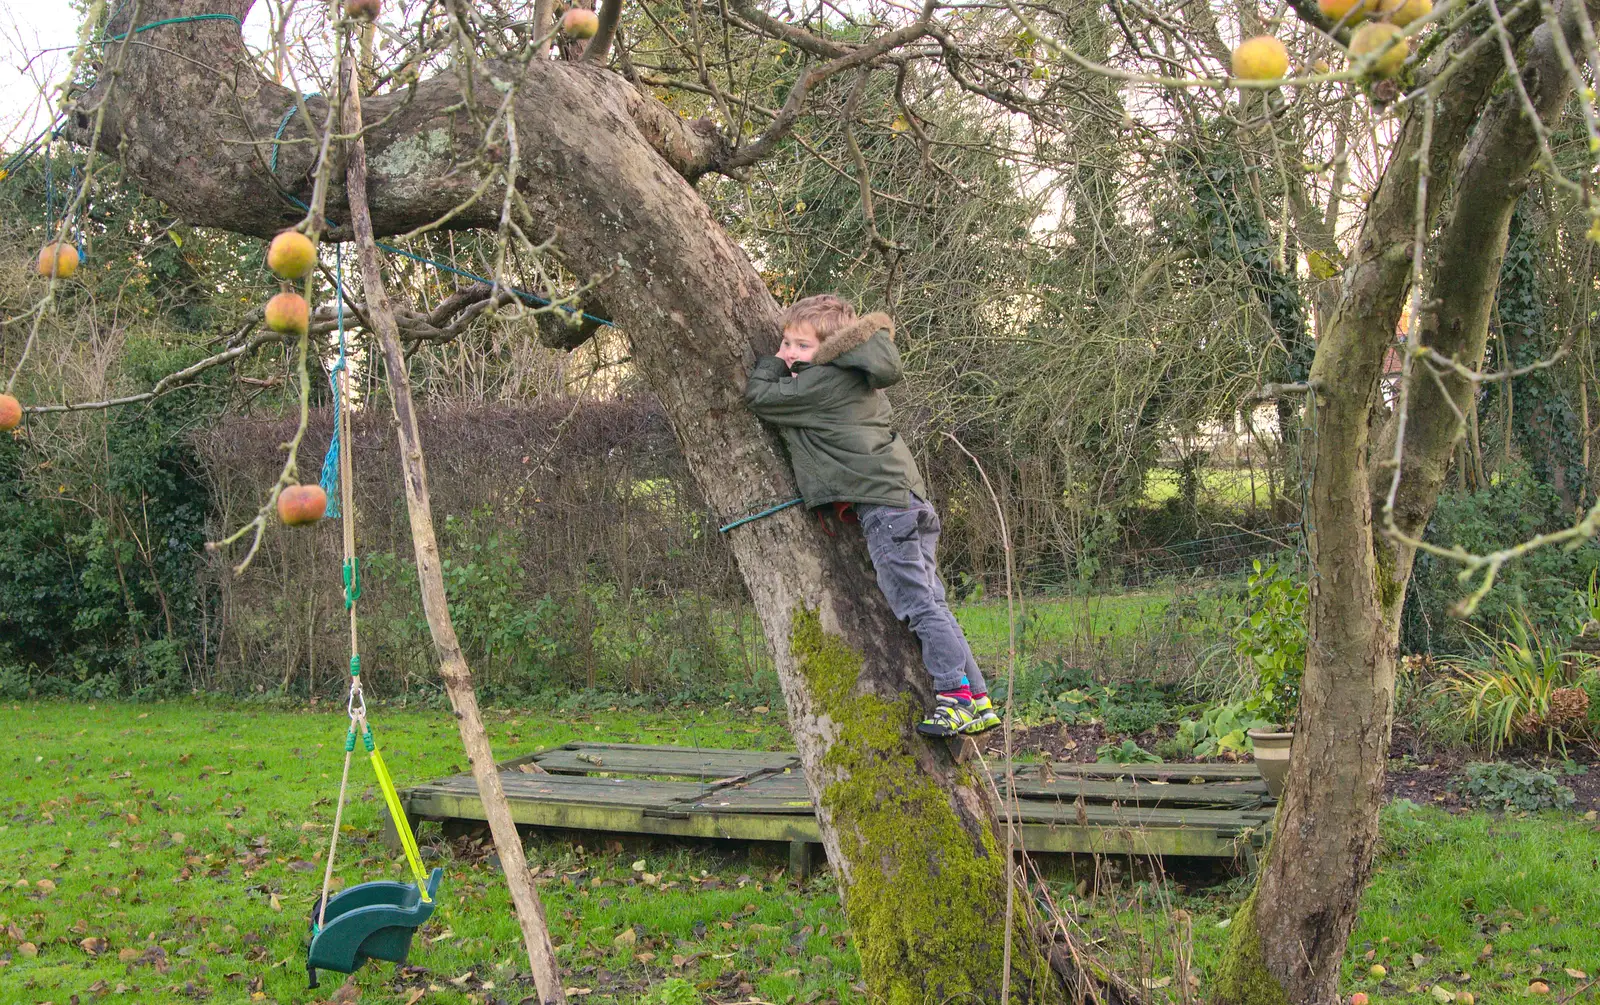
366, 731, 432, 900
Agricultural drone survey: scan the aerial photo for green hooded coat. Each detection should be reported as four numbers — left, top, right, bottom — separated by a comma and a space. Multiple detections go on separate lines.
743, 311, 928, 509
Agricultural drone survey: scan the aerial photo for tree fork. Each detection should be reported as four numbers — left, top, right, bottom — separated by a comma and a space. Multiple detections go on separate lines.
339, 54, 567, 1005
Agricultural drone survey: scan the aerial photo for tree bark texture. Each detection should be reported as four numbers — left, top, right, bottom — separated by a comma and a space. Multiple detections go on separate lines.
83, 3, 1042, 999
1218, 5, 1591, 1003
339, 59, 567, 1005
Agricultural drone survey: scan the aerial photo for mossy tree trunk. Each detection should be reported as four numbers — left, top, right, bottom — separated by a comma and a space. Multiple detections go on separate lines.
79, 2, 1055, 999
1217, 5, 1590, 1003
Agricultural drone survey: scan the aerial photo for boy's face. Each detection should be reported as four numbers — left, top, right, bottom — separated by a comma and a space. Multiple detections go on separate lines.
777, 323, 822, 369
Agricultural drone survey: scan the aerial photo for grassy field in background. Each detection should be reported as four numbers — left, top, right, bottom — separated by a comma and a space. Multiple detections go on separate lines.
955, 590, 1189, 666
5, 701, 1597, 1004
1143, 466, 1277, 509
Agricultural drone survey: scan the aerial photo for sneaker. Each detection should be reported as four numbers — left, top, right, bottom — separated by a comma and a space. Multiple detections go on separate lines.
916, 693, 979, 737
967, 695, 1001, 734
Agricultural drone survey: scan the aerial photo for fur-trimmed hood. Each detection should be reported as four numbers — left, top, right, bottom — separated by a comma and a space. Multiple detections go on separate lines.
813, 312, 894, 365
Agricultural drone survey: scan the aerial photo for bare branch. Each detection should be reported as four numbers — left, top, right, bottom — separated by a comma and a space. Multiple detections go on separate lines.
722, 0, 940, 172
582, 0, 623, 62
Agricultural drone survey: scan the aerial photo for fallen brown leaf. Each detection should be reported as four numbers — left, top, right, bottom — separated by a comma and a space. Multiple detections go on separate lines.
79, 936, 108, 955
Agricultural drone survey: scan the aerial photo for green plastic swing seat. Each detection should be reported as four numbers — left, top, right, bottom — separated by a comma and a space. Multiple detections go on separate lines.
307, 867, 443, 988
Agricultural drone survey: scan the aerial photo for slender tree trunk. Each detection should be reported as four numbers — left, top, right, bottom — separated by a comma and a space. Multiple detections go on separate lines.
1216, 6, 1589, 1001
340, 58, 567, 1005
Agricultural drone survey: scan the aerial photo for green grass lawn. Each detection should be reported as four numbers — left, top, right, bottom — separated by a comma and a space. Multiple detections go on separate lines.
1067, 802, 1600, 1003
4, 700, 1597, 1005
0, 700, 839, 1005
955, 590, 1182, 665
1143, 466, 1276, 509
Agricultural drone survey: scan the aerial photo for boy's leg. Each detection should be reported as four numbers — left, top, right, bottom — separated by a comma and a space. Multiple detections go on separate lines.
914, 522, 987, 696
857, 500, 972, 692
913, 503, 998, 733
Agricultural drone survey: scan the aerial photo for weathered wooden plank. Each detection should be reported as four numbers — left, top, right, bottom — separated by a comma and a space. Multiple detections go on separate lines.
410, 775, 712, 810
715, 765, 1266, 808
1017, 762, 1263, 782
533, 747, 797, 779
686, 795, 819, 814
405, 786, 821, 843
1018, 821, 1263, 857
1003, 778, 1267, 808
1005, 801, 1274, 835
403, 787, 1261, 858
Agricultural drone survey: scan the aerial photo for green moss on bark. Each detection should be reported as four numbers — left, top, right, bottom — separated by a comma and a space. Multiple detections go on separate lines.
1214, 888, 1289, 1005
790, 608, 1021, 1004
1374, 539, 1404, 613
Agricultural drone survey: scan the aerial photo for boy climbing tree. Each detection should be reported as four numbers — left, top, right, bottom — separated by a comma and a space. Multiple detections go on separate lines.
742, 295, 999, 737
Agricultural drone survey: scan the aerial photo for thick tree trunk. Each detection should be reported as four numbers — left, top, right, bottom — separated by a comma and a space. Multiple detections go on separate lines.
80, 3, 1046, 998
339, 60, 567, 1005
1217, 6, 1588, 1003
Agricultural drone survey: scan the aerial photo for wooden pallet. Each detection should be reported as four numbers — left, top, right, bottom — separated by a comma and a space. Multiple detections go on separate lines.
400, 742, 1274, 874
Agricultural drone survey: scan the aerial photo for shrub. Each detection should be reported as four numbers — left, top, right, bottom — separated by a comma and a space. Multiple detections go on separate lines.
1170, 701, 1275, 758
1232, 558, 1307, 727
1095, 738, 1162, 764
1099, 699, 1171, 736
1456, 762, 1575, 812
1405, 468, 1600, 654
1428, 614, 1584, 754
0, 357, 215, 698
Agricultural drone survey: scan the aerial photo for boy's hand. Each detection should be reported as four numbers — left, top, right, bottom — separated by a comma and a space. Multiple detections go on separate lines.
750, 355, 791, 380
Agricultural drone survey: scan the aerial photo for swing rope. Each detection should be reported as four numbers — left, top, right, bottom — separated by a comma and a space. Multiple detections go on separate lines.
315, 245, 430, 931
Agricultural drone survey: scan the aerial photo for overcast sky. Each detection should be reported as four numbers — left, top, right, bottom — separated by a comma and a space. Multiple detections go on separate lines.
1, 5, 78, 145
0, 5, 278, 148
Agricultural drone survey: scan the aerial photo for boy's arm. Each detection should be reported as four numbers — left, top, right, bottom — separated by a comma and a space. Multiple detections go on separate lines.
743, 356, 847, 427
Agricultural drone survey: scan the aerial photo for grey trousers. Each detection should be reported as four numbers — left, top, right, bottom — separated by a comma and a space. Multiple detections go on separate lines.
857, 494, 988, 694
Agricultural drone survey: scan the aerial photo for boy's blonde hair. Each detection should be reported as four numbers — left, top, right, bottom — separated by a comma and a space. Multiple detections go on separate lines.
779, 294, 857, 341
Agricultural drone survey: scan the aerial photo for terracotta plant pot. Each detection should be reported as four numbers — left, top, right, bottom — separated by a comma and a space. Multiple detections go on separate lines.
1248, 729, 1293, 799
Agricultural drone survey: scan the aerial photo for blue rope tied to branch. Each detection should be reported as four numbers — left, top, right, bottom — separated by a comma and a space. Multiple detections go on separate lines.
320, 244, 348, 518
102, 13, 243, 44
270, 94, 320, 176
718, 497, 804, 533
